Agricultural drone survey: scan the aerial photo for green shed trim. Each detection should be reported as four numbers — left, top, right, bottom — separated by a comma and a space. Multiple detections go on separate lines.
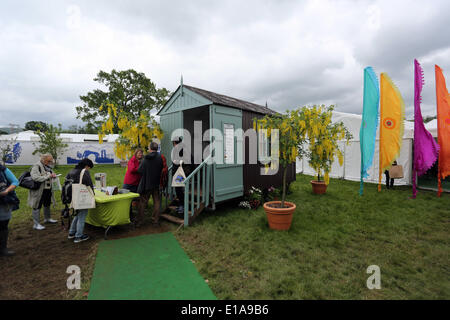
157, 86, 212, 116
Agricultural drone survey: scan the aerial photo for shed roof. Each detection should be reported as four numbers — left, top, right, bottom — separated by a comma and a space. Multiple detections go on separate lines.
180, 85, 278, 115
184, 85, 277, 115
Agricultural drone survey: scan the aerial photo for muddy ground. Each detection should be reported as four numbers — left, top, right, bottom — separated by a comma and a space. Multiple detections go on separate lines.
0, 216, 174, 300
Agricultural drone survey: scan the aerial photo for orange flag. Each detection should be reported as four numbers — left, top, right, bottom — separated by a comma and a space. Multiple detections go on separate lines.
378, 73, 405, 191
435, 65, 450, 197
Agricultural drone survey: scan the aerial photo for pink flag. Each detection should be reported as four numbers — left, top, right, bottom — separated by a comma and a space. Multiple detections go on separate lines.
412, 59, 439, 198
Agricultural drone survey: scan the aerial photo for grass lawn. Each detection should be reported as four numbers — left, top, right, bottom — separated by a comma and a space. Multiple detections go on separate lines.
4, 164, 450, 299
174, 175, 450, 300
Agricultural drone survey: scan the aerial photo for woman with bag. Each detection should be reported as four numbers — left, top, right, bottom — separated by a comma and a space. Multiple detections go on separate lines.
0, 161, 19, 257
28, 154, 58, 230
66, 158, 94, 243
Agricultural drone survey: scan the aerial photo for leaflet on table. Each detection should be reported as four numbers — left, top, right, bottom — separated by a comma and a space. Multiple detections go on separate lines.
101, 186, 118, 195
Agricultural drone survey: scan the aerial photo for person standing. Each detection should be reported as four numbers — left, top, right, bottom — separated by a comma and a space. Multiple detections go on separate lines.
137, 142, 163, 227
66, 158, 94, 243
171, 137, 193, 215
123, 148, 144, 193
28, 154, 58, 230
160, 153, 168, 190
0, 162, 19, 257
384, 160, 397, 189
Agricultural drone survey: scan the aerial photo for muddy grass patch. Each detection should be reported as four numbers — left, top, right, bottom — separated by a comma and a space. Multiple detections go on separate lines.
0, 219, 174, 300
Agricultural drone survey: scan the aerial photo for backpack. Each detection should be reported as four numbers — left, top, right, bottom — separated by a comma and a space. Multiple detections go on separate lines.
0, 165, 20, 211
61, 177, 74, 205
18, 166, 43, 190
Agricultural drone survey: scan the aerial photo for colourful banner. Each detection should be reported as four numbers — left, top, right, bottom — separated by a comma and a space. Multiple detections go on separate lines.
359, 67, 379, 195
412, 59, 439, 198
435, 65, 450, 197
378, 73, 405, 191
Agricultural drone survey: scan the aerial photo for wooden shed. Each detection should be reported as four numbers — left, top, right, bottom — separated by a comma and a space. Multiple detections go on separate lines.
157, 82, 296, 226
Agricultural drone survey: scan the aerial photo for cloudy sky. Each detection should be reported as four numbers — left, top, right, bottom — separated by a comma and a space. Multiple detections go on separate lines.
1, 0, 449, 128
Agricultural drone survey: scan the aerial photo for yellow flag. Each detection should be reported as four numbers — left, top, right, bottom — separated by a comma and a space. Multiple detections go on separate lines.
378, 73, 405, 191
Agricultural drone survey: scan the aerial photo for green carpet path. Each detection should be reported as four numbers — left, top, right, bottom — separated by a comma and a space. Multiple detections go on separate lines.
88, 232, 216, 300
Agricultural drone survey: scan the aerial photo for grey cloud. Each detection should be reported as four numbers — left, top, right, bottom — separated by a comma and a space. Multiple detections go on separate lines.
1, 0, 449, 128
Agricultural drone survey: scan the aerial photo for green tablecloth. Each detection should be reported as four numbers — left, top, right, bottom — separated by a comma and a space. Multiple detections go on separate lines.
86, 191, 140, 228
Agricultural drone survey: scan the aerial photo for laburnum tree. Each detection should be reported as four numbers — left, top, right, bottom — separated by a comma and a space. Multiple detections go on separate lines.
255, 109, 308, 208
303, 105, 352, 185
76, 69, 170, 132
98, 104, 164, 160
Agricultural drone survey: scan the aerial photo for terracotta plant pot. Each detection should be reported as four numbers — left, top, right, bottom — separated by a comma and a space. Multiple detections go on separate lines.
263, 201, 296, 230
310, 180, 327, 194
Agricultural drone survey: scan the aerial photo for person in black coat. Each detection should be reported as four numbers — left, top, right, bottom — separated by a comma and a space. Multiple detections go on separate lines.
137, 142, 163, 226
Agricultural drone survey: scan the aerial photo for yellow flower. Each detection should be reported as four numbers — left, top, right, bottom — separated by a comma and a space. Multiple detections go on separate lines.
338, 151, 344, 166
106, 117, 114, 133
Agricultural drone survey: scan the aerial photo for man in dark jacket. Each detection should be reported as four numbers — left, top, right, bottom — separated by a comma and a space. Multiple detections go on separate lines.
137, 142, 163, 226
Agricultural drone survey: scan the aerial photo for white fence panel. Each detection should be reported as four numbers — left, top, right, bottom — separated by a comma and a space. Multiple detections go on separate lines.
1, 140, 120, 166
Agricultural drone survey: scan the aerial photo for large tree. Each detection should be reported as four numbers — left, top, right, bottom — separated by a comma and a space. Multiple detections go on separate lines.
76, 69, 170, 132
25, 121, 49, 132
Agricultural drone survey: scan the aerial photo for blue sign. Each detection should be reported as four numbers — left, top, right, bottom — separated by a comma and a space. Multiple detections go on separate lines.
67, 149, 114, 164
5, 143, 22, 164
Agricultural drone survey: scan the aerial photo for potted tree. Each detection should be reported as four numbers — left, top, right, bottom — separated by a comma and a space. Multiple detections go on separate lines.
256, 109, 307, 230
303, 105, 352, 194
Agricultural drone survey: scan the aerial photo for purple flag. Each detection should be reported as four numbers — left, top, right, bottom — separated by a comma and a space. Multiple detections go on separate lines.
412, 59, 440, 198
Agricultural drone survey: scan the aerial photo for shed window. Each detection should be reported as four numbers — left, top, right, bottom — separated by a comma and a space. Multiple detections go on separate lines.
258, 128, 270, 163
224, 123, 235, 164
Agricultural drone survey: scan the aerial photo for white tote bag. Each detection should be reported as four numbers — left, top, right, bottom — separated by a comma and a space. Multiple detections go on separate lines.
71, 169, 96, 210
171, 161, 187, 187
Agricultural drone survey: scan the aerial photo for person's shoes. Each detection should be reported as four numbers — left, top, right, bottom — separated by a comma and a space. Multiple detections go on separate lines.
74, 234, 90, 243
0, 248, 15, 257
68, 233, 76, 240
44, 219, 58, 224
33, 224, 46, 230
177, 206, 184, 214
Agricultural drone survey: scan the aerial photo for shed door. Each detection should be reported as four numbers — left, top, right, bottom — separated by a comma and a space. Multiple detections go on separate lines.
160, 112, 183, 163
211, 105, 243, 203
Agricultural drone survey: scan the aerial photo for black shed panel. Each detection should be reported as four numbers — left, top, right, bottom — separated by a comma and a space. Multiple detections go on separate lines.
242, 110, 296, 193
